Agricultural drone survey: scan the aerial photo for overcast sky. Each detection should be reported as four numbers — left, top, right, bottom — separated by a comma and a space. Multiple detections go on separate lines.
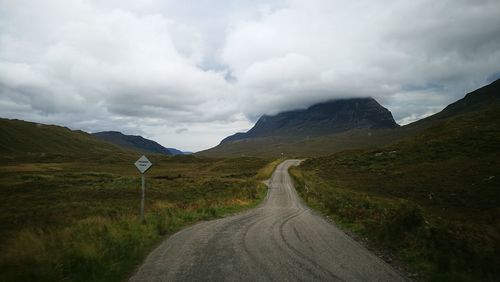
1, 0, 499, 151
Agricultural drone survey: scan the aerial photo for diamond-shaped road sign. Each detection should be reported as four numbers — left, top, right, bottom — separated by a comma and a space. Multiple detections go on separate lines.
134, 155, 152, 174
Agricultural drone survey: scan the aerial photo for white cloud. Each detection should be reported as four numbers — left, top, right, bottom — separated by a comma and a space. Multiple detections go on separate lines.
223, 0, 500, 120
0, 0, 249, 150
0, 0, 499, 151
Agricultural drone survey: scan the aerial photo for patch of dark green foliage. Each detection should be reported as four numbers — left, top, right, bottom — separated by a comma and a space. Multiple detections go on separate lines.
291, 108, 500, 281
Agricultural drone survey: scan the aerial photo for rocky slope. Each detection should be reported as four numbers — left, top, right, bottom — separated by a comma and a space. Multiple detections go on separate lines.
221, 98, 398, 144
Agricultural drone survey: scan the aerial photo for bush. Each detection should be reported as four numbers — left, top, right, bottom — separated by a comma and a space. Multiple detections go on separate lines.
379, 203, 424, 240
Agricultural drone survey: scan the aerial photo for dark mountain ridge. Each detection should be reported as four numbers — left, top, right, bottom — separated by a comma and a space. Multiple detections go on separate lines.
92, 131, 172, 155
166, 147, 191, 155
200, 79, 499, 157
417, 78, 500, 123
221, 97, 398, 144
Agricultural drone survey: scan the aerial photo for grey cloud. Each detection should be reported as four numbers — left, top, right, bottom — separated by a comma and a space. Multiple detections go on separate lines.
223, 0, 500, 121
0, 0, 499, 151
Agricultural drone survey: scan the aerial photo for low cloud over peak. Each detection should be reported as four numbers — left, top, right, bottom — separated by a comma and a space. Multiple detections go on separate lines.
1, 0, 499, 151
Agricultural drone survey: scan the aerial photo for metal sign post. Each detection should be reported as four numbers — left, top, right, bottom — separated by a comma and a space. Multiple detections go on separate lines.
134, 155, 152, 223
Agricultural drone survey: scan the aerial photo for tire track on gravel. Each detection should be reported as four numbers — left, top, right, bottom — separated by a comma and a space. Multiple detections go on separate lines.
130, 160, 406, 282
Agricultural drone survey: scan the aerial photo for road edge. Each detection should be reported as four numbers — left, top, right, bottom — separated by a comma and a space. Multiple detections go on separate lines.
286, 163, 414, 281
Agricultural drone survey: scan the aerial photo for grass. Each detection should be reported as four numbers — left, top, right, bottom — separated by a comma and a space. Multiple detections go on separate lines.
255, 158, 285, 181
0, 118, 127, 157
290, 107, 500, 281
0, 154, 273, 281
197, 129, 410, 158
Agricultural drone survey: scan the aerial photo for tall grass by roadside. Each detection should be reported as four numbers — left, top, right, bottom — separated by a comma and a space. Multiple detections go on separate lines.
0, 155, 269, 281
255, 158, 284, 181
290, 108, 500, 281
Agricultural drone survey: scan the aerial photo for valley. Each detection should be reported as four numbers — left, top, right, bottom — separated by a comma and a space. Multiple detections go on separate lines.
197, 79, 500, 281
3, 2, 500, 281
0, 79, 498, 281
131, 160, 404, 282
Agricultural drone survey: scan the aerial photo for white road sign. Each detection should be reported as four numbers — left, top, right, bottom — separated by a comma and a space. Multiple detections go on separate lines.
134, 155, 152, 174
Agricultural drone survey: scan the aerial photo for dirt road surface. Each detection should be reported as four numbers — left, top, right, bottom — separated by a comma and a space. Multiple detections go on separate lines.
130, 160, 405, 281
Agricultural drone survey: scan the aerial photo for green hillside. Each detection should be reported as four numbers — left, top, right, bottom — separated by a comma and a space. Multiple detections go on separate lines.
290, 106, 500, 280
0, 118, 130, 161
0, 119, 137, 162
424, 79, 500, 121
198, 128, 407, 158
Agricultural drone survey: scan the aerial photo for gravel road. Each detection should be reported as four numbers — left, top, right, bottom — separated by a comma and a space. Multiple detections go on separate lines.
130, 160, 405, 281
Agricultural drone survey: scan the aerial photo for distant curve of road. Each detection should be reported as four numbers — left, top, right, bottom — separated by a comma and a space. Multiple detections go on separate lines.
130, 160, 405, 281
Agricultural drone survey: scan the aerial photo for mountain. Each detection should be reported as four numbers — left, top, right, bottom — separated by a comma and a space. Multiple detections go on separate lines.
200, 79, 499, 157
221, 98, 398, 144
0, 118, 128, 160
92, 131, 172, 155
166, 148, 191, 155
291, 105, 500, 281
415, 78, 500, 124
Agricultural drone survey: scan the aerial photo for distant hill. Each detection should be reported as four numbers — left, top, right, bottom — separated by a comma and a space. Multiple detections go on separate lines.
166, 148, 191, 155
0, 118, 128, 160
200, 79, 500, 157
221, 98, 398, 144
92, 131, 173, 155
166, 148, 183, 155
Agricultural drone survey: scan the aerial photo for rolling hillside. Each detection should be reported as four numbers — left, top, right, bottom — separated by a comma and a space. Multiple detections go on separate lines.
198, 129, 404, 158
0, 118, 129, 161
424, 78, 500, 120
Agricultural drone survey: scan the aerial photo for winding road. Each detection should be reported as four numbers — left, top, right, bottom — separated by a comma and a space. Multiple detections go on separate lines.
130, 160, 405, 281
